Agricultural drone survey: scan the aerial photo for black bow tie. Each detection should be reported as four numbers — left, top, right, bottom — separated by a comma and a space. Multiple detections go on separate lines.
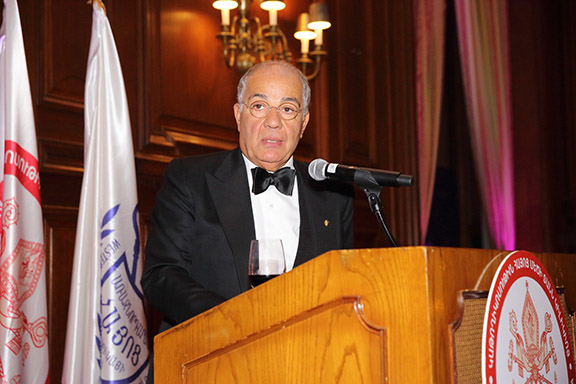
251, 167, 296, 196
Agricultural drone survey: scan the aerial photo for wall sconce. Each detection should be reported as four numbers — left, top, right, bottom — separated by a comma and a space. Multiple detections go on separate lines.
212, 0, 331, 80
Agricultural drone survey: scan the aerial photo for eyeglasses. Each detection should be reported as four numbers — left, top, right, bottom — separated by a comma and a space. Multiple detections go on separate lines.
242, 101, 301, 121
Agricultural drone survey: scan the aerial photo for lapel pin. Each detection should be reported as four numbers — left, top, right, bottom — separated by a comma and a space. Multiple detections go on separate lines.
324, 220, 330, 227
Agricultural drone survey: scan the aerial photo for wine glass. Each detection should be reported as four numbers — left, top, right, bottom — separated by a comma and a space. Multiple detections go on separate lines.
248, 239, 286, 287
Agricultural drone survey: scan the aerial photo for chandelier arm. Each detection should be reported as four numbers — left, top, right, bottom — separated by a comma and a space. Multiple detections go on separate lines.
216, 15, 240, 68
270, 29, 279, 59
307, 53, 323, 80
221, 37, 237, 68
276, 27, 291, 61
261, 24, 285, 61
250, 17, 267, 63
223, 45, 236, 68
226, 15, 240, 68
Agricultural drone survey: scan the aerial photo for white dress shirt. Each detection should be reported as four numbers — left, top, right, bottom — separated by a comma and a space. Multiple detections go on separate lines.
242, 155, 300, 271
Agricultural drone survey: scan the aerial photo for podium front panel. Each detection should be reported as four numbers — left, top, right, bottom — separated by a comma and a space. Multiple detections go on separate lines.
182, 297, 386, 383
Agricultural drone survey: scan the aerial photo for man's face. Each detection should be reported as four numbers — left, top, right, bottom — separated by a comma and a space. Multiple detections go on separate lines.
234, 65, 310, 172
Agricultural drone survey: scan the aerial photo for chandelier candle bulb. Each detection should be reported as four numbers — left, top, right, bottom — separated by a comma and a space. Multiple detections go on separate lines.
294, 13, 316, 55
260, 0, 286, 26
300, 39, 310, 54
294, 13, 316, 40
260, 0, 286, 11
314, 29, 322, 46
269, 9, 278, 26
213, 0, 239, 26
221, 9, 230, 25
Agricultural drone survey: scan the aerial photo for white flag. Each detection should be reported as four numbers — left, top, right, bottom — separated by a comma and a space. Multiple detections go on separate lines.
62, 2, 149, 383
0, 0, 50, 382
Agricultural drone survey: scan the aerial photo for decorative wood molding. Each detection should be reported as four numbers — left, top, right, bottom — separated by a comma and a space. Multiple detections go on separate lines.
38, 139, 84, 175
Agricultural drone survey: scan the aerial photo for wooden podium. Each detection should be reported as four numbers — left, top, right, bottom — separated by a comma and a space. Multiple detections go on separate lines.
154, 247, 576, 383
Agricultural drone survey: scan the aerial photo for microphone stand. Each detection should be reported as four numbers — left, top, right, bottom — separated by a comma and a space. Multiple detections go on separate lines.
354, 170, 399, 247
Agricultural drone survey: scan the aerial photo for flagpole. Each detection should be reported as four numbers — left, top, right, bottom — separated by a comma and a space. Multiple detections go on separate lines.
89, 0, 107, 13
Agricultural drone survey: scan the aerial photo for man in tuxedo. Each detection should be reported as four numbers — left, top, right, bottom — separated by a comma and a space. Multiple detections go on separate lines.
142, 60, 354, 342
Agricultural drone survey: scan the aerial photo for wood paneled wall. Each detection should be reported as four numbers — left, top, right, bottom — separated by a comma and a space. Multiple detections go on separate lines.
327, 0, 419, 247
5, 0, 576, 381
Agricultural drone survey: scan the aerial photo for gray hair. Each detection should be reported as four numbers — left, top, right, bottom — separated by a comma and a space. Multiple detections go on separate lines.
237, 61, 311, 116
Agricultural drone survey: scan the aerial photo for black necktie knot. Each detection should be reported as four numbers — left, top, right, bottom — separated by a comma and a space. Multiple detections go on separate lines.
251, 167, 296, 196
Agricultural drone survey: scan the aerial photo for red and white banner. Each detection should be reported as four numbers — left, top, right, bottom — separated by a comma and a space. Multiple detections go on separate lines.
62, 2, 149, 383
0, 0, 50, 382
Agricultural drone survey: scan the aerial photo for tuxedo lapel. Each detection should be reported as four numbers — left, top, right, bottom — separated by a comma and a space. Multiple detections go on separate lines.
294, 161, 323, 266
294, 180, 315, 267
293, 160, 351, 267
206, 149, 254, 292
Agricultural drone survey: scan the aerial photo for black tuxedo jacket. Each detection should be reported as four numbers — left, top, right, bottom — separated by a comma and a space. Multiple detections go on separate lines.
142, 147, 354, 329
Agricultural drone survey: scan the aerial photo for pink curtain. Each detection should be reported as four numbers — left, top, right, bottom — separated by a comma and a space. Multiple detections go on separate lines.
454, 0, 516, 250
415, 0, 446, 243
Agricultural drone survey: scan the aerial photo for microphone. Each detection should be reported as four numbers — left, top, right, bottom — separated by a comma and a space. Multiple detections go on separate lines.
308, 158, 413, 188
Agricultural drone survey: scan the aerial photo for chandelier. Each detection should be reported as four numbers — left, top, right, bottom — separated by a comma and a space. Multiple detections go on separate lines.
212, 0, 331, 80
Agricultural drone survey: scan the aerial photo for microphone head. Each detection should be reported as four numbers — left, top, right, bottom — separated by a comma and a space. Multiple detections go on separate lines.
308, 158, 328, 181
398, 174, 414, 187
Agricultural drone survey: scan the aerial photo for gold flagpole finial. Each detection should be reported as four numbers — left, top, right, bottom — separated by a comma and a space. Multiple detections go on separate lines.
88, 0, 107, 14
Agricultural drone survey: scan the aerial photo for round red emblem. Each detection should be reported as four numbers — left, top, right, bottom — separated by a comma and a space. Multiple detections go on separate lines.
483, 251, 575, 383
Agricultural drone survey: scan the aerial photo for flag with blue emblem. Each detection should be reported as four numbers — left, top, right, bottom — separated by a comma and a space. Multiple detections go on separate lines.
62, 1, 149, 382
0, 0, 49, 381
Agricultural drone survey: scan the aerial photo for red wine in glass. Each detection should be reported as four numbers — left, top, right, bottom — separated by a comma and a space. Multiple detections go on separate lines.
249, 274, 280, 287
248, 239, 285, 288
